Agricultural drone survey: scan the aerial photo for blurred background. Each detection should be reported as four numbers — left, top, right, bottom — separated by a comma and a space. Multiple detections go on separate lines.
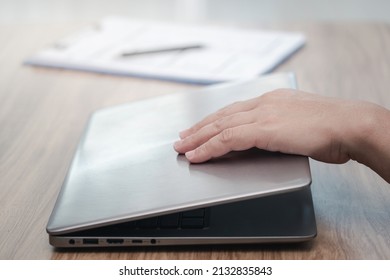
1, 0, 390, 24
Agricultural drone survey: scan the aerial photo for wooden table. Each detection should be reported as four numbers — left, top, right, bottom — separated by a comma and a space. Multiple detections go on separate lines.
1, 22, 389, 260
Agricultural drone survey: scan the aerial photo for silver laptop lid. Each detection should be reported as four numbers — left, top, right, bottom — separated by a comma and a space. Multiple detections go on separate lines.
47, 73, 311, 235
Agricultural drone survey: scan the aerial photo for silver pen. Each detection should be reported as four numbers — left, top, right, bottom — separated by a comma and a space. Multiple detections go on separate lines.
121, 44, 204, 57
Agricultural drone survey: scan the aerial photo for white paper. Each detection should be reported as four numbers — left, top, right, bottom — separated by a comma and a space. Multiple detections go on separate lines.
25, 16, 305, 84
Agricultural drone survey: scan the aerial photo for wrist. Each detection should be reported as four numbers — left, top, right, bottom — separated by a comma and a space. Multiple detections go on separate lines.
344, 101, 390, 182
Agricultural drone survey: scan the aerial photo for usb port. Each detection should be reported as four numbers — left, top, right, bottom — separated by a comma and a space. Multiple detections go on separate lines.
132, 239, 143, 244
83, 238, 98, 245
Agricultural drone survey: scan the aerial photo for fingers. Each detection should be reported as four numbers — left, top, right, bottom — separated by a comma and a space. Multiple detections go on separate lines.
183, 123, 262, 163
173, 89, 298, 163
179, 98, 258, 139
174, 111, 255, 154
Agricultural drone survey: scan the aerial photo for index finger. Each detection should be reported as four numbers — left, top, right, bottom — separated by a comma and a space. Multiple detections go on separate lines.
179, 98, 258, 139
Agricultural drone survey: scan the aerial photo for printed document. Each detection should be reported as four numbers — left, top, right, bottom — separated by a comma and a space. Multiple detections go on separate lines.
25, 16, 305, 84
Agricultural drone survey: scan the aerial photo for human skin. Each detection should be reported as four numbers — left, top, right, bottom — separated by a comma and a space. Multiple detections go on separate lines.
173, 89, 390, 183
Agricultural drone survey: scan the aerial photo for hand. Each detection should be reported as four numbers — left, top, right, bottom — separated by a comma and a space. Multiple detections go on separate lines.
174, 89, 351, 163
173, 89, 390, 183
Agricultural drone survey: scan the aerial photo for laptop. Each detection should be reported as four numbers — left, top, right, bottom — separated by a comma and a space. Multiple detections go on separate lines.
47, 73, 317, 247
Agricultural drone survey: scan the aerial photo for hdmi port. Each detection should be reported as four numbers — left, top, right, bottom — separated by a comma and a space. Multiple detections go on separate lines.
107, 239, 124, 244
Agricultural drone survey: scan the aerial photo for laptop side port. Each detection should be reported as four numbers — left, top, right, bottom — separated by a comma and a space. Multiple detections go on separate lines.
83, 238, 99, 245
106, 239, 124, 244
131, 239, 143, 244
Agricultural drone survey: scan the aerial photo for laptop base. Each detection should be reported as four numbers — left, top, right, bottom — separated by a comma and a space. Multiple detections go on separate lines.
50, 186, 316, 248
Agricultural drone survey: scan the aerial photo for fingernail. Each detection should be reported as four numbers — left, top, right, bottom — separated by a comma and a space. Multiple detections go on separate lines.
185, 150, 195, 160
179, 129, 190, 139
179, 131, 186, 139
174, 140, 182, 149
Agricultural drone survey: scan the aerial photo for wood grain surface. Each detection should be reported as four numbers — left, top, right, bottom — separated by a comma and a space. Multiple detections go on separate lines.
0, 22, 389, 260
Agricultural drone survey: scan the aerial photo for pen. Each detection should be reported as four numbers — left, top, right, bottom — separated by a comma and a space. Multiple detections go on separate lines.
121, 44, 204, 57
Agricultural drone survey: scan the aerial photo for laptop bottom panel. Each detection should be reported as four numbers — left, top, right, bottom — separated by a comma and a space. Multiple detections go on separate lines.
49, 186, 316, 248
